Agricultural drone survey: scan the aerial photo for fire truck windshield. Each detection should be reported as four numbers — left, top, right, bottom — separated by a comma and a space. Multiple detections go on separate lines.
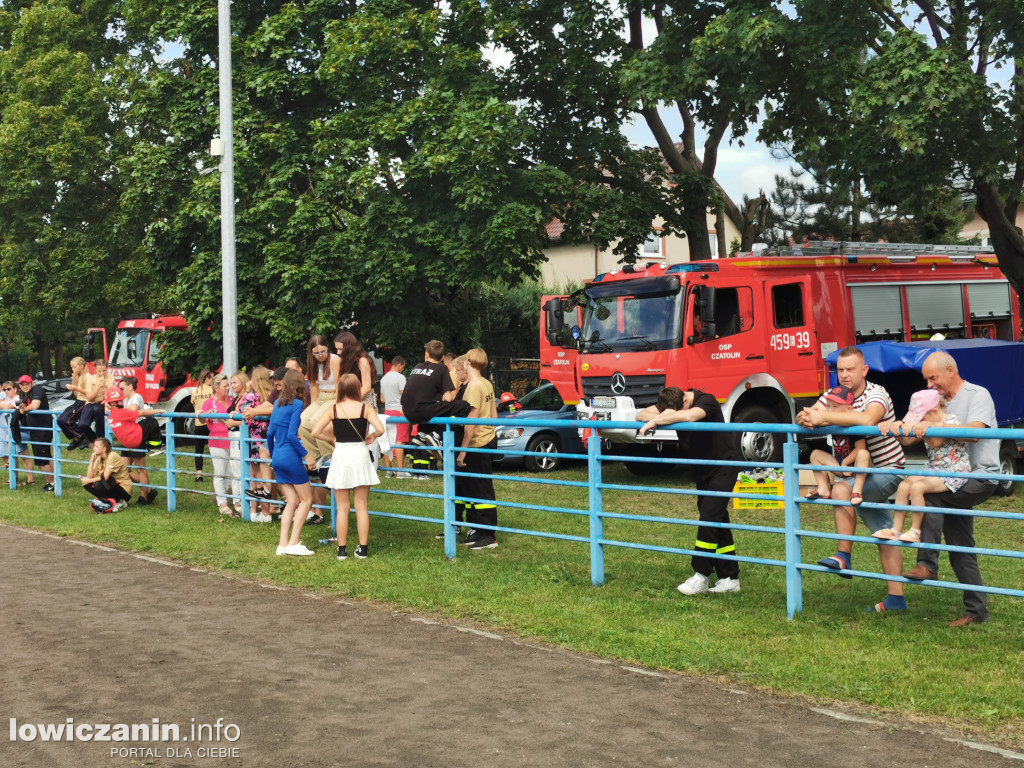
580, 276, 682, 351
108, 328, 151, 367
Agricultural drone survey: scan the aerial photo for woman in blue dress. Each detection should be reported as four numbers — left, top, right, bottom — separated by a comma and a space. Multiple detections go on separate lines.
267, 369, 314, 556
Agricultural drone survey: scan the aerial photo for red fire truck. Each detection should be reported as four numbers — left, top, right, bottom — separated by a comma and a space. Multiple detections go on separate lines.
542, 241, 1021, 468
84, 314, 198, 415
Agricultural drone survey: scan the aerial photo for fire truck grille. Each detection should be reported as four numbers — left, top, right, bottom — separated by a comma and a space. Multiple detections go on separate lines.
582, 375, 666, 408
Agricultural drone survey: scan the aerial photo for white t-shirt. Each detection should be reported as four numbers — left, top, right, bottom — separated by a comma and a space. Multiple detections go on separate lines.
380, 370, 406, 412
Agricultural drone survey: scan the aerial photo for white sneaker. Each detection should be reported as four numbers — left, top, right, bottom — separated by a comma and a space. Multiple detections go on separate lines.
112, 500, 128, 513
284, 543, 315, 557
252, 513, 270, 523
395, 472, 412, 479
677, 573, 710, 596
708, 577, 741, 593
384, 469, 395, 478
275, 545, 287, 556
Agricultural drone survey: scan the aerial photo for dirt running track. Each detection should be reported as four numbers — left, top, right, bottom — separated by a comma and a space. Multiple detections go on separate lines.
1, 524, 1019, 768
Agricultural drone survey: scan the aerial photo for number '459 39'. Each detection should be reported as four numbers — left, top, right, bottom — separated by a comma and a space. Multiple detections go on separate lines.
770, 332, 810, 351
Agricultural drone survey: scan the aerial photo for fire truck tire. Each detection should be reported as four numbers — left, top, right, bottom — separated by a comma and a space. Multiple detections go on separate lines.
732, 405, 784, 464
994, 443, 1018, 497
524, 433, 561, 472
174, 400, 197, 438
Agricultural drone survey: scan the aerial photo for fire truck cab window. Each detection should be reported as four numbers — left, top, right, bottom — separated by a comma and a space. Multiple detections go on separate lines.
772, 284, 804, 329
711, 287, 750, 338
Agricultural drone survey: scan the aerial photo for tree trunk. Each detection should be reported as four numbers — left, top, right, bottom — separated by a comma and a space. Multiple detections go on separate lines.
715, 209, 728, 257
687, 224, 713, 261
33, 333, 53, 380
974, 179, 1024, 339
850, 177, 862, 241
739, 192, 770, 251
54, 342, 65, 379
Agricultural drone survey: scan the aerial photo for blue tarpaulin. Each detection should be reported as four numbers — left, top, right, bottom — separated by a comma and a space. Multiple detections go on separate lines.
825, 340, 1024, 426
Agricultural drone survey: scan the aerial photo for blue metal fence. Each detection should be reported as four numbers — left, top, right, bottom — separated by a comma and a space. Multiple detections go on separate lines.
4, 410, 1023, 618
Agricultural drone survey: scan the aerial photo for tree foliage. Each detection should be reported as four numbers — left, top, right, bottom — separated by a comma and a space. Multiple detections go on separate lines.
118, 0, 670, 373
768, 1, 1024, 321
0, 0, 160, 376
762, 165, 967, 247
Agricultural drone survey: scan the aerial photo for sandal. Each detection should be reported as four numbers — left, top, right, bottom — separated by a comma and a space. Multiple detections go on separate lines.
817, 554, 853, 579
850, 492, 863, 506
872, 528, 898, 540
218, 504, 232, 516
804, 491, 831, 501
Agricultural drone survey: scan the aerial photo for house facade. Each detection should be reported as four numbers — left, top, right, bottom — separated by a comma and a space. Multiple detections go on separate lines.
538, 211, 742, 287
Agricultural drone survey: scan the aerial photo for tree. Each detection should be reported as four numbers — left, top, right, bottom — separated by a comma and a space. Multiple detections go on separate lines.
121, 0, 668, 371
769, 1, 1024, 328
762, 165, 967, 246
0, 0, 161, 377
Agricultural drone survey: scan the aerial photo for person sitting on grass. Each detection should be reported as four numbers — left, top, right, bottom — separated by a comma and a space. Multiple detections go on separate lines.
105, 386, 165, 506
80, 438, 133, 513
806, 385, 872, 505
874, 389, 971, 543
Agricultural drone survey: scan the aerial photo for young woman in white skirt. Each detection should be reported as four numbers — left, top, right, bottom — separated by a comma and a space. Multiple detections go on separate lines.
311, 373, 384, 560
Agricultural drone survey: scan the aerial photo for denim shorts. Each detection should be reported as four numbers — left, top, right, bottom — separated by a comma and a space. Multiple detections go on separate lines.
833, 469, 901, 534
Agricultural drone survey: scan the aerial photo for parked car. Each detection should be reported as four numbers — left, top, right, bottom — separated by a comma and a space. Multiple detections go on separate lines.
493, 382, 584, 472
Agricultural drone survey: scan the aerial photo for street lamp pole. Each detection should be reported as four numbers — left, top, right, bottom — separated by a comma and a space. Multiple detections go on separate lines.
217, 0, 238, 375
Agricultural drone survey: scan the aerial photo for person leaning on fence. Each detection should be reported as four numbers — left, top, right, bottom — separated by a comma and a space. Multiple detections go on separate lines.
456, 349, 499, 550
637, 386, 741, 596
189, 369, 215, 482
878, 350, 997, 627
79, 358, 113, 447
16, 375, 55, 492
105, 385, 164, 506
400, 340, 472, 476
80, 437, 133, 514
875, 389, 970, 543
57, 356, 89, 450
796, 346, 908, 614
805, 384, 872, 504
202, 373, 243, 517
0, 381, 17, 468
118, 376, 146, 411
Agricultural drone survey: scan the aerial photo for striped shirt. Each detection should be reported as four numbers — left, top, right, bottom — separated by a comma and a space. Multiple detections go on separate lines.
818, 381, 904, 467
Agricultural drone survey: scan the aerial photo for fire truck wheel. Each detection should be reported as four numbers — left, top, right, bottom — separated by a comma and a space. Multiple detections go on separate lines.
994, 444, 1018, 497
732, 405, 784, 464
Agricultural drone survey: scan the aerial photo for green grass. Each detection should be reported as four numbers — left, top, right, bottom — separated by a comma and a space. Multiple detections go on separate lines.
3, 458, 1023, 749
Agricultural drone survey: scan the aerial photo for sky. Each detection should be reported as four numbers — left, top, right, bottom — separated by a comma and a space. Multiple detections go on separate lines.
621, 111, 796, 208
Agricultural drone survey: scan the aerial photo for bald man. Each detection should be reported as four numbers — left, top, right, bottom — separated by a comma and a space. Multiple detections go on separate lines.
879, 350, 997, 626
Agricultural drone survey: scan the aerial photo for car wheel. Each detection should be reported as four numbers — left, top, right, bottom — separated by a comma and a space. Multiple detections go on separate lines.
524, 433, 561, 472
993, 442, 1018, 497
732, 405, 785, 464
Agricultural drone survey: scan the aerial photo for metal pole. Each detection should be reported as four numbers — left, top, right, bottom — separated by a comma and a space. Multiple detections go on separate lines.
217, 0, 238, 375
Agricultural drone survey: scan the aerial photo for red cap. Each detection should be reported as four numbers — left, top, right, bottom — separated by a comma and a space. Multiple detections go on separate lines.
103, 386, 125, 404
17, 375, 32, 384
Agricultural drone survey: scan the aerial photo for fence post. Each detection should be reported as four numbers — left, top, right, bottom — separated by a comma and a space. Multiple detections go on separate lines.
442, 427, 457, 560
51, 413, 63, 497
783, 438, 803, 618
588, 433, 605, 586
166, 415, 177, 512
239, 420, 251, 521
7, 431, 14, 490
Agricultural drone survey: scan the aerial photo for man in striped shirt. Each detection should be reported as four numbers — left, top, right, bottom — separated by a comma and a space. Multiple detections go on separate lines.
797, 346, 908, 613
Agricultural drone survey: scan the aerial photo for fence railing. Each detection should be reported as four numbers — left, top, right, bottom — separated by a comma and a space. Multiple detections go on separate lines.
2, 410, 1022, 618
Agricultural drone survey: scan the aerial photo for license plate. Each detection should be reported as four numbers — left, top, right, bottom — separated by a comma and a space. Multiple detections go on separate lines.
591, 397, 616, 408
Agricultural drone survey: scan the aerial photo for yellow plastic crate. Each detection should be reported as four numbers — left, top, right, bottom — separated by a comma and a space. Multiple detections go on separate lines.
732, 480, 784, 510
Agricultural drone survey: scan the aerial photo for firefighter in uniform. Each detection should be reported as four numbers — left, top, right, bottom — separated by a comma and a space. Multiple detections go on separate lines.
638, 386, 741, 595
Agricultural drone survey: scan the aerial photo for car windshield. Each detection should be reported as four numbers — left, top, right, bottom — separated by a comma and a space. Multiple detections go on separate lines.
517, 384, 564, 411
580, 276, 682, 351
108, 328, 151, 367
